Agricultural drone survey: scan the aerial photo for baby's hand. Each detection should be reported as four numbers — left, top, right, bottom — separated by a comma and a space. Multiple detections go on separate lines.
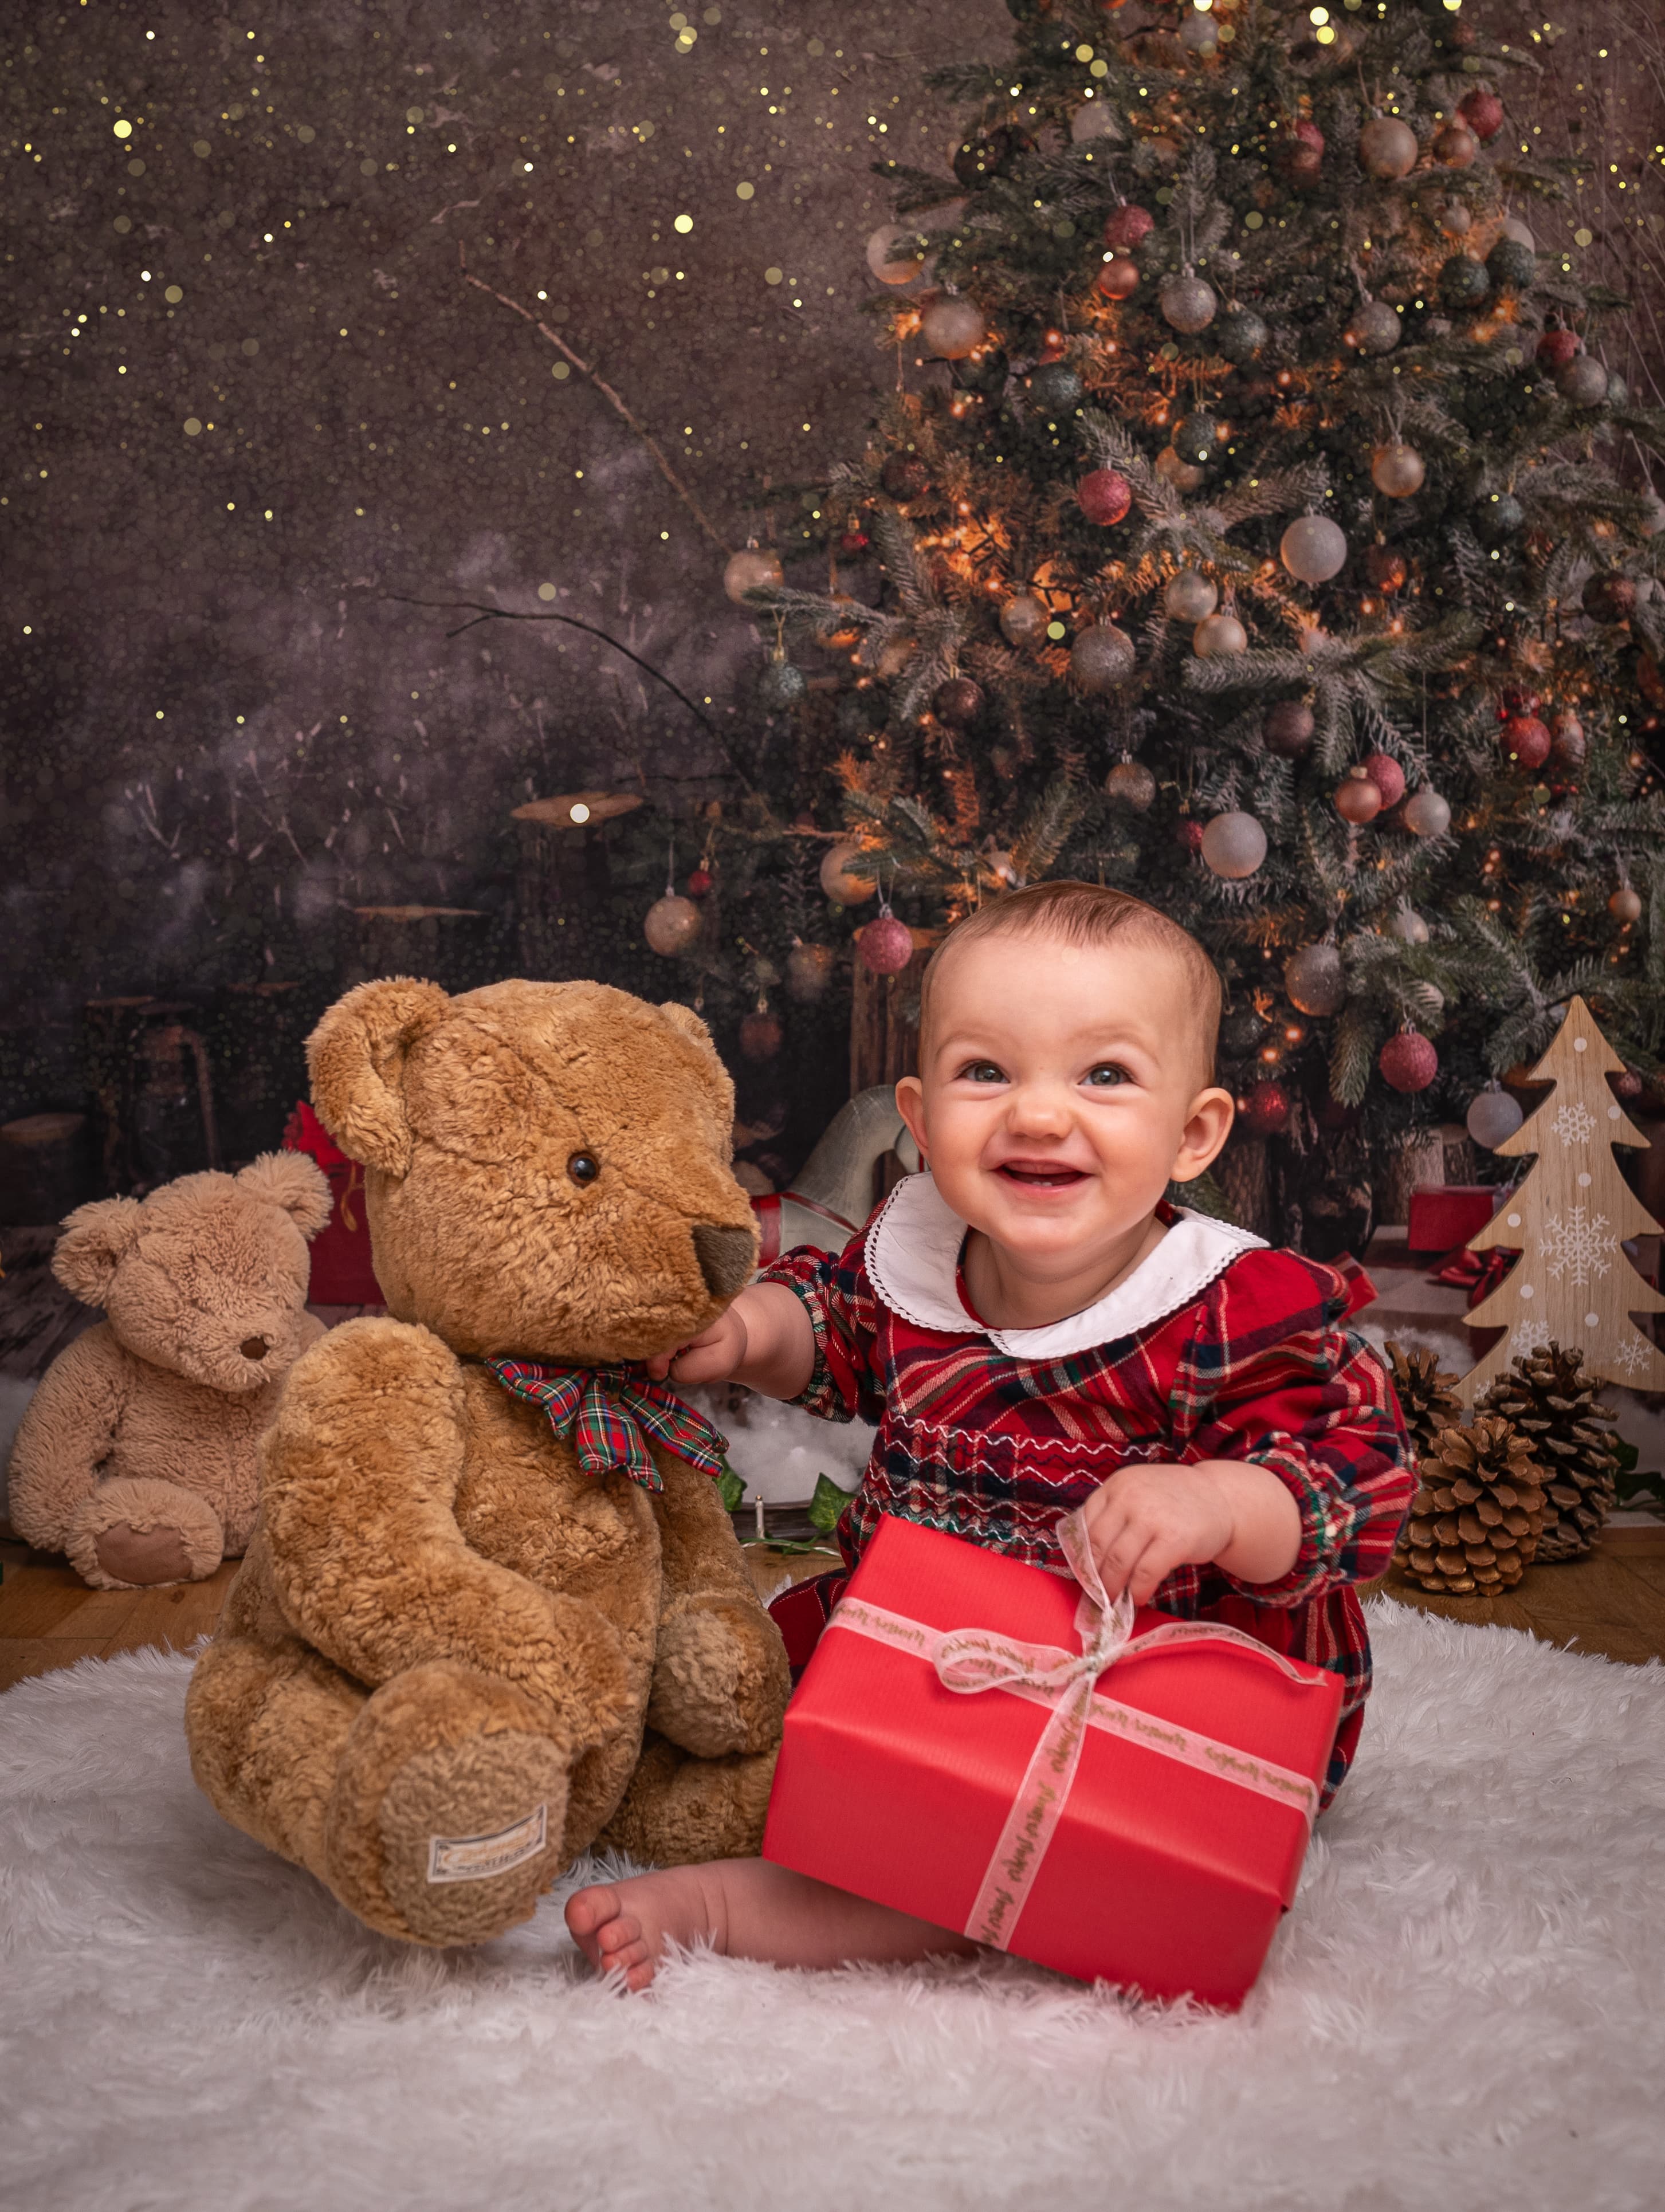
644, 1305, 748, 1388
1078, 1463, 1239, 1608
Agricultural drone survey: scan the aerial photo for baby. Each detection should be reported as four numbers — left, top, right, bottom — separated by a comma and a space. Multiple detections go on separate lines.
567, 881, 1412, 1989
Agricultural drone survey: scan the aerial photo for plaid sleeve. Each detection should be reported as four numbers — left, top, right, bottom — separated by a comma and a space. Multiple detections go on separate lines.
1179, 1251, 1414, 1609
757, 1225, 886, 1425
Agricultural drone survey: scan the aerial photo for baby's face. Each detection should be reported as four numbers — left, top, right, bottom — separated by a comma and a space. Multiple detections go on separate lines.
895, 933, 1232, 1269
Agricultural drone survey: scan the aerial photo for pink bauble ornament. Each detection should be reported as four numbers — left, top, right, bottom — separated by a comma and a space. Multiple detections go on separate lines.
1502, 714, 1551, 769
1077, 468, 1133, 525
1358, 115, 1419, 180
920, 296, 985, 360
1537, 327, 1579, 371
1094, 257, 1141, 302
1363, 752, 1406, 808
1193, 612, 1248, 657
1458, 88, 1505, 143
1200, 810, 1267, 878
1379, 1030, 1439, 1094
1334, 771, 1383, 824
1104, 205, 1153, 251
644, 893, 702, 955
858, 907, 916, 975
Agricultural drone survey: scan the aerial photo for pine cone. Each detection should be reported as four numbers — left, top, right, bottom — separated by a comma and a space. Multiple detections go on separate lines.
1478, 1341, 1620, 1563
1394, 1415, 1548, 1596
1384, 1340, 1464, 1460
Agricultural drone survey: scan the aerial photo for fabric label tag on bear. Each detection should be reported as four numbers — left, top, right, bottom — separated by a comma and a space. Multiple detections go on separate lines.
426, 1803, 548, 1884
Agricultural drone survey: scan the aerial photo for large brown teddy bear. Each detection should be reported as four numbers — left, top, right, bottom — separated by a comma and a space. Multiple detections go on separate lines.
185, 977, 790, 1947
7, 1156, 332, 1589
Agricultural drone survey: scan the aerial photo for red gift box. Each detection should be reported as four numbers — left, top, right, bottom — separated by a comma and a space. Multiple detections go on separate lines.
281, 1100, 384, 1306
762, 1513, 1344, 2009
1406, 1184, 1502, 1257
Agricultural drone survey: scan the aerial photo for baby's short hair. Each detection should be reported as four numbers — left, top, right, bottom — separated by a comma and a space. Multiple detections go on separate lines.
917, 881, 1223, 1087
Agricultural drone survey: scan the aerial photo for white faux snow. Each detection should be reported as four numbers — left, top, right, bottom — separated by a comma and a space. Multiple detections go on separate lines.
687, 1384, 871, 1504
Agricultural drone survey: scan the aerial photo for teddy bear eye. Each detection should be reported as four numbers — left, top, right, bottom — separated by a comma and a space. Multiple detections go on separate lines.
567, 1151, 600, 1186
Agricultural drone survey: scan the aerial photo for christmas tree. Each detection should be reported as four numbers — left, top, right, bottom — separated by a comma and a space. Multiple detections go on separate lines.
681, 0, 1665, 1237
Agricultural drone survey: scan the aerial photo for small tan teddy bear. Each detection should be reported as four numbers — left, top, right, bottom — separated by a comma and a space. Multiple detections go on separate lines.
6, 1154, 333, 1589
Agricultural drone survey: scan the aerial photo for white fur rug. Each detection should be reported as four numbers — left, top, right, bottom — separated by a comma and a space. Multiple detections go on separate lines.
2, 1605, 1662, 2212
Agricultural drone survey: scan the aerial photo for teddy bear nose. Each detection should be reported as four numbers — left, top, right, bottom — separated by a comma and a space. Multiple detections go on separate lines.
692, 1224, 755, 1299
240, 1336, 270, 1361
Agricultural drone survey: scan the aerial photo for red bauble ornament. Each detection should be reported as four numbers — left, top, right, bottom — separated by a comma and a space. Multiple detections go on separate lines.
1094, 257, 1141, 302
1077, 468, 1133, 526
1278, 119, 1325, 186
1238, 1081, 1292, 1137
1582, 573, 1637, 624
1363, 752, 1406, 808
1379, 1030, 1439, 1094
838, 529, 870, 557
1458, 88, 1505, 142
933, 675, 985, 728
1176, 818, 1205, 854
1502, 714, 1551, 770
1537, 327, 1579, 371
685, 867, 713, 898
1499, 687, 1541, 720
739, 1010, 784, 1061
857, 909, 916, 976
1103, 204, 1154, 252
881, 453, 929, 501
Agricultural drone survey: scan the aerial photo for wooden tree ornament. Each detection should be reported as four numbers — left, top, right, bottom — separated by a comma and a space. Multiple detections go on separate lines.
1458, 995, 1665, 1401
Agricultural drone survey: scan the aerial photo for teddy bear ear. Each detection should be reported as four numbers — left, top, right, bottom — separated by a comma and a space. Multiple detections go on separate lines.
306, 976, 450, 1177
52, 1197, 146, 1308
237, 1152, 335, 1240
659, 1001, 716, 1053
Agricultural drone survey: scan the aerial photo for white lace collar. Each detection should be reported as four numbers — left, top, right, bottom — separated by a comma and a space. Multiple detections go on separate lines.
864, 1171, 1266, 1360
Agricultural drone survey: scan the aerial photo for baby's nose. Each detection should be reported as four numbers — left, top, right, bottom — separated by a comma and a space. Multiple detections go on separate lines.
239, 1335, 270, 1361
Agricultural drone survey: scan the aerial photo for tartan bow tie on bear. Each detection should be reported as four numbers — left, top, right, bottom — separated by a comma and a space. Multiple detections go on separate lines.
485, 1358, 728, 1492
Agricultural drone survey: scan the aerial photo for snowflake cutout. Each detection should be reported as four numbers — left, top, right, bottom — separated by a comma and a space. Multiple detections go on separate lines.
1508, 1317, 1552, 1360
1552, 1101, 1597, 1148
1608, 1332, 1658, 1380
1538, 1208, 1616, 1288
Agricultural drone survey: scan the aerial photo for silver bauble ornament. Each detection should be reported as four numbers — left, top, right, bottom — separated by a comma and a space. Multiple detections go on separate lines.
920, 296, 985, 360
819, 840, 878, 905
1499, 215, 1536, 251
1105, 760, 1157, 811
644, 893, 702, 955
1389, 905, 1430, 945
1402, 788, 1451, 838
1193, 611, 1248, 657
1556, 355, 1609, 407
1358, 115, 1419, 179
1639, 492, 1665, 539
1345, 298, 1401, 356
1160, 271, 1218, 334
1284, 942, 1346, 1016
756, 652, 807, 709
723, 546, 784, 604
1155, 446, 1207, 492
1179, 7, 1218, 51
1279, 514, 1348, 584
1070, 622, 1136, 693
1200, 810, 1267, 879
1371, 442, 1426, 498
1466, 1087, 1525, 1150
865, 222, 926, 286
999, 594, 1050, 646
1070, 100, 1124, 146
1164, 570, 1219, 623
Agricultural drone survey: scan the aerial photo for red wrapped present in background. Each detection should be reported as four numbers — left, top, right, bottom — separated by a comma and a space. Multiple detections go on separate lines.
281, 1101, 383, 1305
763, 1513, 1343, 2009
1406, 1184, 1503, 1258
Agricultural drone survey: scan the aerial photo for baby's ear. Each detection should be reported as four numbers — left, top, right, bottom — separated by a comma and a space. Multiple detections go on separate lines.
53, 1197, 146, 1308
306, 976, 449, 1176
238, 1152, 335, 1240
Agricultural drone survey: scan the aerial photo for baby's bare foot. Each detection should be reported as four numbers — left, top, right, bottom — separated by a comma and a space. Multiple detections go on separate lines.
565, 1867, 724, 1993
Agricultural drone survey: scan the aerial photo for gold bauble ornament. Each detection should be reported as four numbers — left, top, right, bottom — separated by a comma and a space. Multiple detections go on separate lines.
1371, 442, 1426, 498
723, 546, 784, 604
819, 840, 879, 905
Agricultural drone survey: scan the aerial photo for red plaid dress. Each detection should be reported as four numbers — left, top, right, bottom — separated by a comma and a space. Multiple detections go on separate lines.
760, 1173, 1413, 1810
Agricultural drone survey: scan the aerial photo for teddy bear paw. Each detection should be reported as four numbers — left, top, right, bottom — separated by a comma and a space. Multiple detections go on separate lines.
65, 1479, 225, 1590
647, 1598, 792, 1760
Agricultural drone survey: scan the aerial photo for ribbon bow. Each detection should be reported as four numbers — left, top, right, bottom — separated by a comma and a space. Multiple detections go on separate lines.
485, 1358, 728, 1492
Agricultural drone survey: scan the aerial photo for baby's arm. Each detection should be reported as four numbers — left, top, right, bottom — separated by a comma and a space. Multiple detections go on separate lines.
1081, 1459, 1301, 1606
644, 1282, 816, 1400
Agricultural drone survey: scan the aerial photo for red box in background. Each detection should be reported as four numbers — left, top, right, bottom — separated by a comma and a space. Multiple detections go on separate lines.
281, 1101, 383, 1306
763, 1515, 1343, 2010
1406, 1184, 1503, 1257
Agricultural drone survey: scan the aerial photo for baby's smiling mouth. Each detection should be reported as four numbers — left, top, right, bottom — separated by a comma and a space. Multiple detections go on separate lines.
995, 1160, 1089, 1187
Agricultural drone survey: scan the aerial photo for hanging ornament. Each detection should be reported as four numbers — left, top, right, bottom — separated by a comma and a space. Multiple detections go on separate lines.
880, 453, 929, 501
1358, 115, 1419, 180
1363, 752, 1406, 808
1104, 760, 1157, 810
1239, 1080, 1292, 1137
858, 903, 916, 976
1501, 714, 1551, 769
1154, 446, 1206, 492
1077, 468, 1133, 525
838, 529, 870, 558
1178, 6, 1218, 52
1193, 611, 1248, 657
786, 941, 837, 1003
1438, 253, 1490, 309
1284, 942, 1346, 1017
1070, 622, 1137, 692
1171, 412, 1220, 468
1557, 355, 1609, 408
1103, 205, 1154, 251
1438, 202, 1473, 238
1345, 298, 1402, 356
1457, 88, 1505, 142
999, 594, 1049, 646
1390, 905, 1431, 945
1028, 362, 1083, 415
1159, 269, 1218, 334
1581, 572, 1636, 624
1608, 886, 1643, 924
757, 648, 807, 709
1175, 817, 1205, 855
1605, 368, 1629, 407
1548, 711, 1586, 772
1278, 119, 1326, 186
1094, 257, 1141, 302
1486, 236, 1536, 292
644, 893, 702, 956
1263, 699, 1315, 758
1466, 1086, 1525, 1150
865, 222, 926, 286
983, 847, 1020, 889
685, 866, 713, 898
723, 545, 784, 604
921, 296, 985, 360
1371, 442, 1426, 498
1474, 490, 1525, 547
1639, 491, 1665, 537
1200, 811, 1267, 878
932, 675, 985, 728
1403, 788, 1452, 838
1379, 1028, 1439, 1094
739, 1008, 784, 1061
1214, 307, 1269, 363
820, 840, 878, 905
1536, 324, 1579, 371
1070, 100, 1124, 146
952, 124, 1033, 190
1219, 1007, 1266, 1060
1164, 570, 1219, 623
1499, 215, 1537, 250
1334, 769, 1383, 825
1366, 544, 1409, 591
1432, 120, 1479, 168
1279, 514, 1348, 584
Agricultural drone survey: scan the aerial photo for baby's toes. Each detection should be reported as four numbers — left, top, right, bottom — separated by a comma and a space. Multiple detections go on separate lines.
564, 1883, 621, 1959
595, 1912, 645, 1965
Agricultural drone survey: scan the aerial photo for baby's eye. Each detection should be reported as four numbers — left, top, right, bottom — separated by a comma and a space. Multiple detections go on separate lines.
960, 1060, 1007, 1085
1083, 1063, 1130, 1088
